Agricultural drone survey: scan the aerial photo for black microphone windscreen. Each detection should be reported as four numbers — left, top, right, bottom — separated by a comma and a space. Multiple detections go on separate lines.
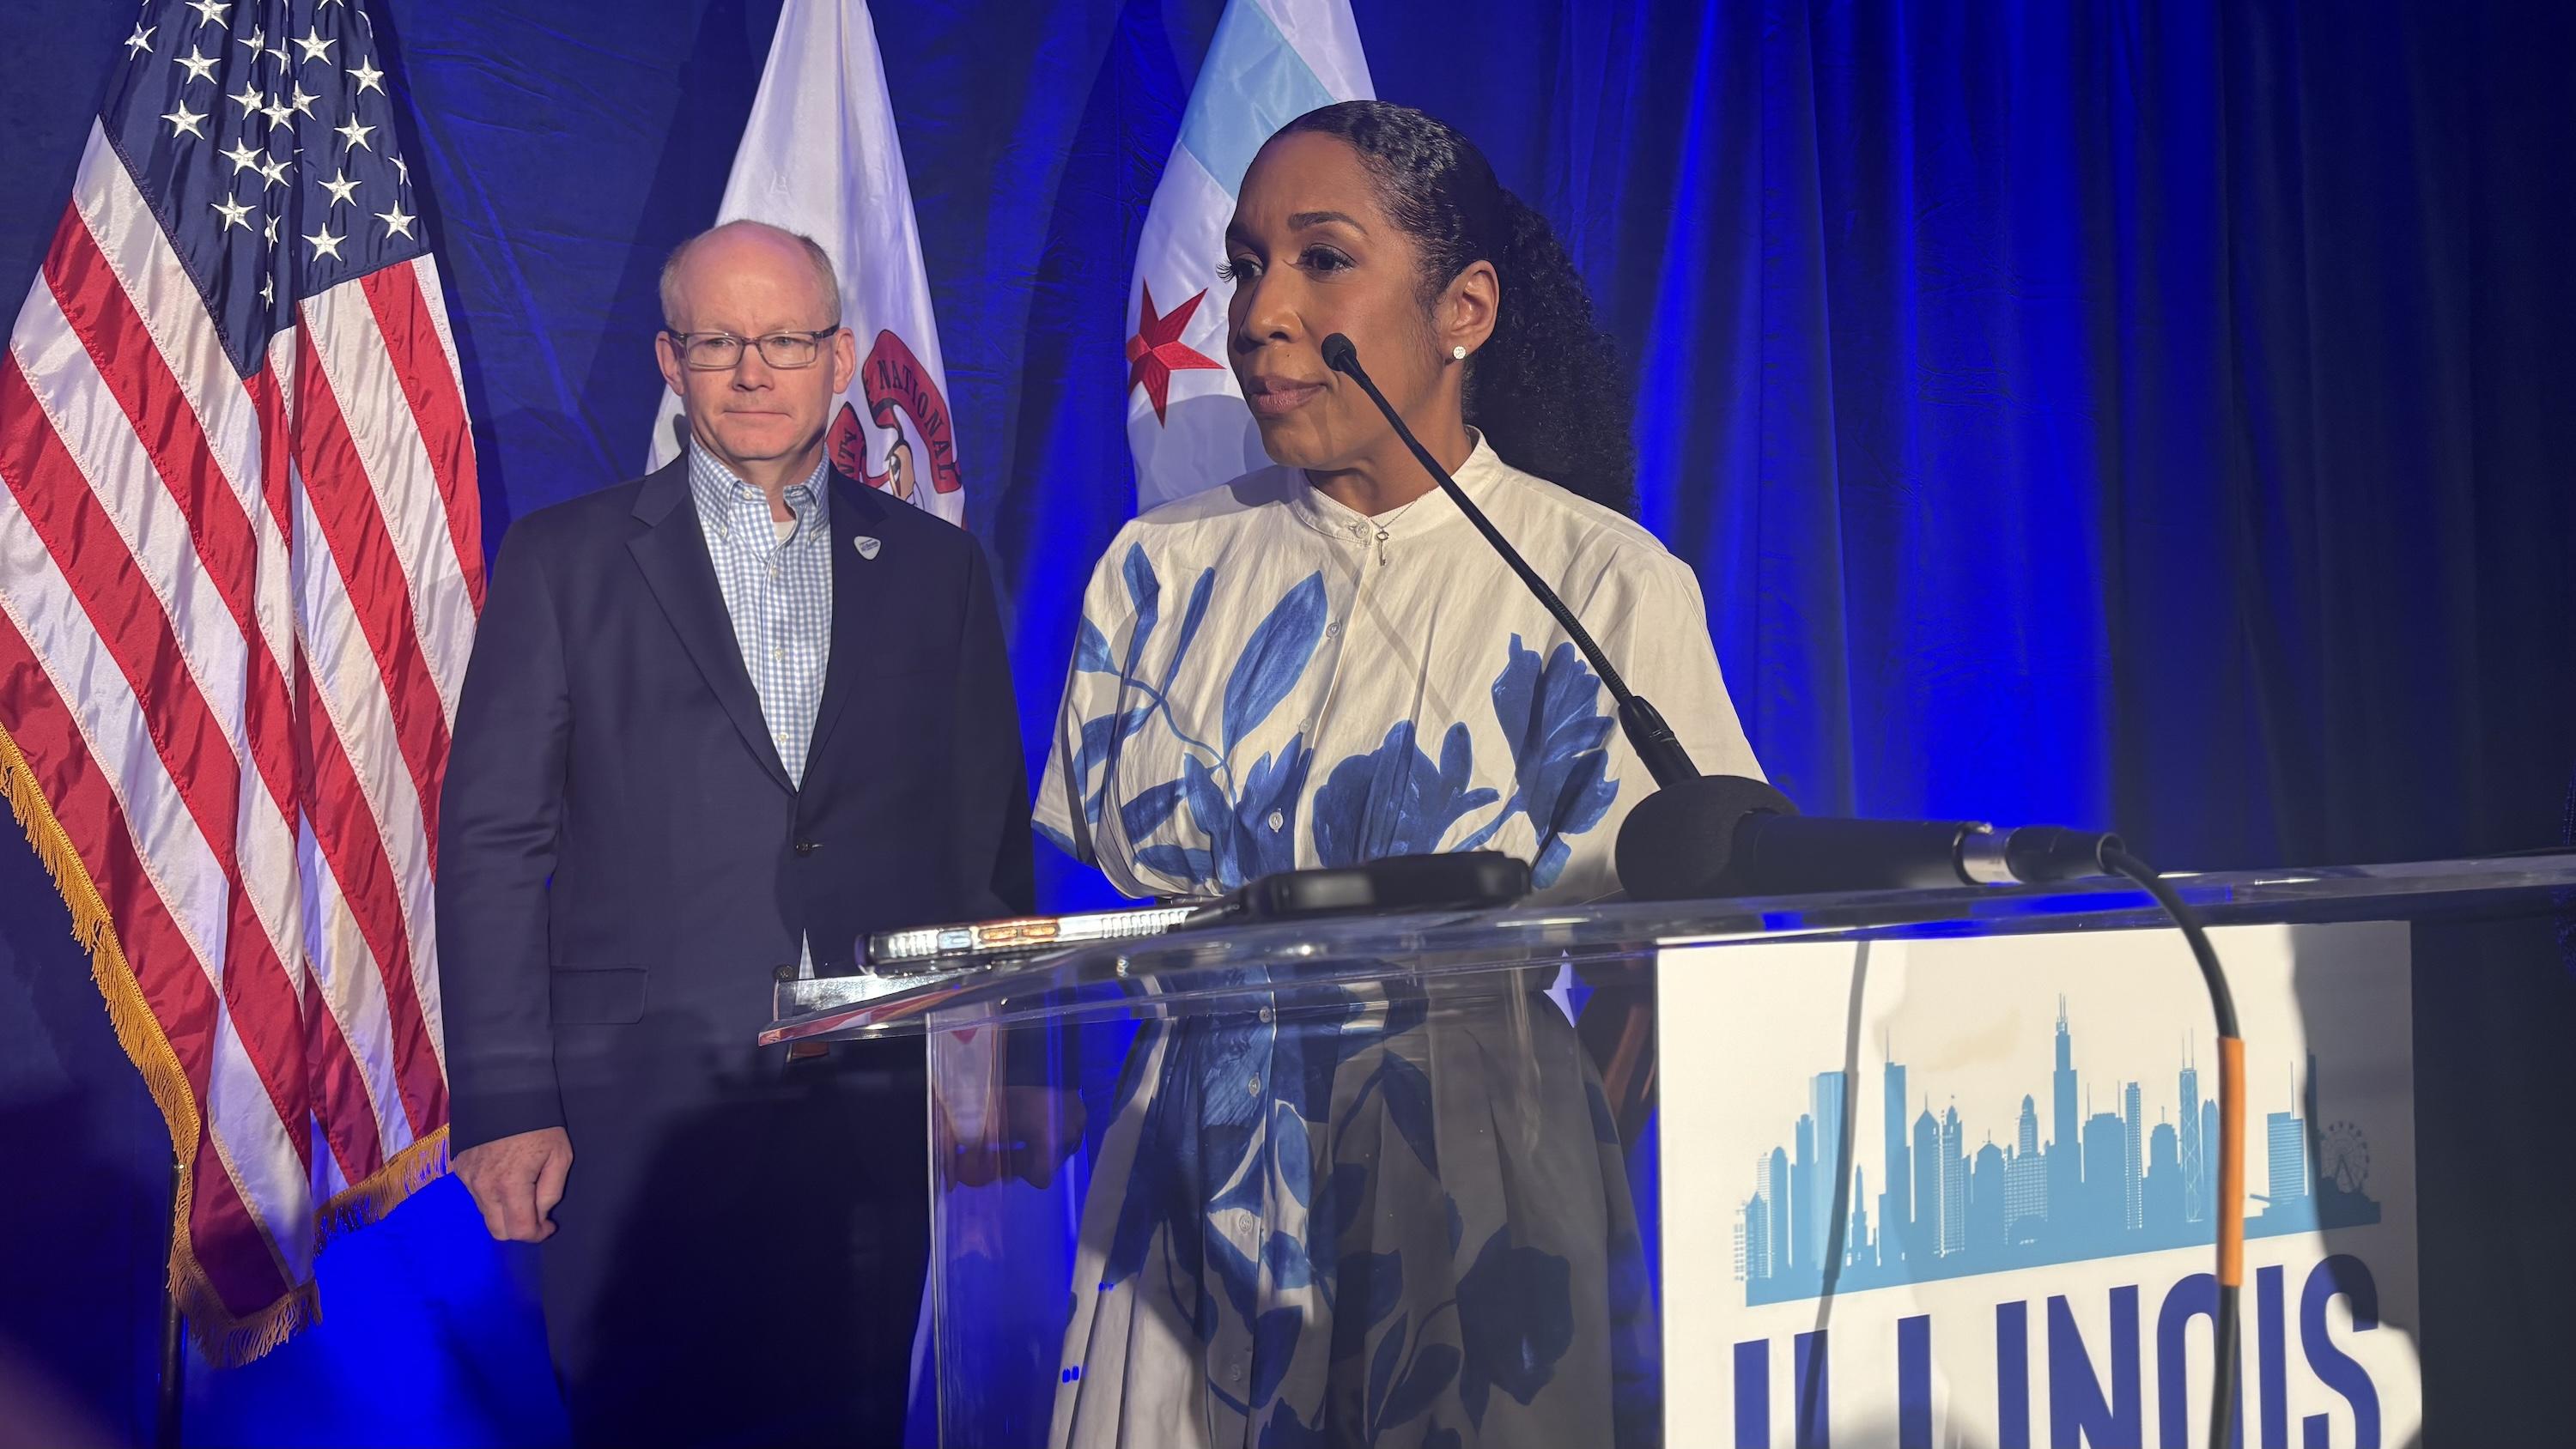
1614, 774, 1798, 901
1321, 333, 1358, 373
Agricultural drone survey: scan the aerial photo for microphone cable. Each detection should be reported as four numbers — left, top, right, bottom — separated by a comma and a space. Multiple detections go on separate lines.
2105, 847, 2245, 1449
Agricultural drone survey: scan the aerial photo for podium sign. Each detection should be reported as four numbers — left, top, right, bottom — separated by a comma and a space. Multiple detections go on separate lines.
1660, 925, 2420, 1447
763, 856, 2570, 1447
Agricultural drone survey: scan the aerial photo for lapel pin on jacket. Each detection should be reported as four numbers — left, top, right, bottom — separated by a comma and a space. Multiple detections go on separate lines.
854, 536, 881, 561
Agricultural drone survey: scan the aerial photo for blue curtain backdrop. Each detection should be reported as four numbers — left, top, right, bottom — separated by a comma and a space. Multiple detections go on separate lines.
3, 1, 2571, 1442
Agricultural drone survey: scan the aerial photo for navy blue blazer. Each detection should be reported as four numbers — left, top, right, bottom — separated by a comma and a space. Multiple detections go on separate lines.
436, 459, 1033, 1152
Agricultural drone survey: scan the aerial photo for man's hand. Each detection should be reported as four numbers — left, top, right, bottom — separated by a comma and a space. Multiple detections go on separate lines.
453, 1126, 574, 1242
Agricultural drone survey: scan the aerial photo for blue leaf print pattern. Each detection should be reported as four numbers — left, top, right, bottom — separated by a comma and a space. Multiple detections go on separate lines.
1062, 550, 1170, 829
1264, 1219, 1315, 1294
1257, 1406, 1327, 1449
1100, 1076, 1169, 1288
1273, 990, 1370, 1127
1073, 561, 1324, 890
1073, 615, 1115, 675
1373, 1051, 1441, 1177
1072, 705, 1154, 828
1367, 1312, 1410, 1433
1182, 755, 1230, 867
1119, 543, 1161, 678
1376, 981, 1429, 1044
1222, 573, 1327, 754
1132, 841, 1216, 883
1206, 1221, 1262, 1325
1103, 993, 1265, 1295
1273, 1100, 1313, 1209
1161, 565, 1217, 694
1228, 740, 1310, 884
1455, 1227, 1577, 1427
1310, 722, 1501, 868
1175, 740, 1311, 891
1252, 1307, 1305, 1408
1489, 636, 1620, 888
1312, 1162, 1374, 1290
1334, 1248, 1404, 1357
1382, 1343, 1462, 1434
1120, 778, 1188, 841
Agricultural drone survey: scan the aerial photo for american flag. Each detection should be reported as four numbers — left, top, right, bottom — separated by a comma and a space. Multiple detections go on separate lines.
0, 0, 475, 1362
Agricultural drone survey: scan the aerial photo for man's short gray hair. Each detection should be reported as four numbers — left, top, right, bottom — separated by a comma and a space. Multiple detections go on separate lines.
657, 221, 841, 331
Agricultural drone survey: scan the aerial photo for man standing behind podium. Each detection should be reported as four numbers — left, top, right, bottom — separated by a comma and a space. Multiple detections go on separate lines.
437, 220, 1032, 1446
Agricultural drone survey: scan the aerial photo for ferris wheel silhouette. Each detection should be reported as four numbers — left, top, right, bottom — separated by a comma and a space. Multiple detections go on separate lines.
2321, 1120, 2372, 1194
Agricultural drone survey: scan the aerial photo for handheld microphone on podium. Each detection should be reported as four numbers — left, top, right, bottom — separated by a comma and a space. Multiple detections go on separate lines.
1613, 776, 2125, 900
1318, 332, 2120, 900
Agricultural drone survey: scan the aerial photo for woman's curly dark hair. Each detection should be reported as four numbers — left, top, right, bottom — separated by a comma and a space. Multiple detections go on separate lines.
1279, 100, 1637, 515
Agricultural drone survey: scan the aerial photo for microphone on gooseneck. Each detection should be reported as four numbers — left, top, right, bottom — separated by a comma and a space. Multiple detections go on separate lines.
1320, 333, 1698, 791
1319, 331, 2122, 900
1325, 331, 2238, 1449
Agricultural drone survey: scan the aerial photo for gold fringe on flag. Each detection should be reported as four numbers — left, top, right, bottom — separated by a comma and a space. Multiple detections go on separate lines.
315, 1126, 452, 1252
1, 718, 452, 1367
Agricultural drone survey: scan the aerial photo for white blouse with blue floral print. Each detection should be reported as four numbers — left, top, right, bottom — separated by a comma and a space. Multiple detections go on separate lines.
1038, 434, 1762, 904
1034, 440, 1763, 1449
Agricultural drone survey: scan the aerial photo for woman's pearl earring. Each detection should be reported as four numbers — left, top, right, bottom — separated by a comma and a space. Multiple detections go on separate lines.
1451, 345, 1467, 361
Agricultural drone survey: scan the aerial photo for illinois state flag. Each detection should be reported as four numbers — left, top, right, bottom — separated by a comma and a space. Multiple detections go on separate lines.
647, 0, 963, 524
1127, 0, 1371, 512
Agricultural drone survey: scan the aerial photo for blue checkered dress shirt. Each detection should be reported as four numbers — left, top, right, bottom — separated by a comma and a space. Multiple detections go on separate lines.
686, 449, 833, 786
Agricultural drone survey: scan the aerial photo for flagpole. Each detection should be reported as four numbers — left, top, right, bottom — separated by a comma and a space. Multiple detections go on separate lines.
157, 1151, 184, 1449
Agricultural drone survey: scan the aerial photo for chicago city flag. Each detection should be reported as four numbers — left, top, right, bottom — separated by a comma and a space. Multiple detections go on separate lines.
647, 0, 964, 525
0, 0, 476, 1361
1127, 0, 1372, 512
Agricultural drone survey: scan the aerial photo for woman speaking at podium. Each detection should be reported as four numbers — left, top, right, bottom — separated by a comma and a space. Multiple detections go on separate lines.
1035, 100, 1761, 1447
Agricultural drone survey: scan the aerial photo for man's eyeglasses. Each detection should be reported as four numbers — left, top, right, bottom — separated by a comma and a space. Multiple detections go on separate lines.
665, 328, 840, 371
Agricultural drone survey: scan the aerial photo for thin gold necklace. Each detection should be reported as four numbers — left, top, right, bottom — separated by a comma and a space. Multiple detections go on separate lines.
1369, 494, 1428, 565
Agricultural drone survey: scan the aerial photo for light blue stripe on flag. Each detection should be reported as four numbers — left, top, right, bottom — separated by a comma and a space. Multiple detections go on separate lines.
1176, 0, 1340, 198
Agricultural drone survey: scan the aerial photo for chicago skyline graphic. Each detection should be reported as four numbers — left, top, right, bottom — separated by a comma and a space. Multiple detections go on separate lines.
1731, 997, 2380, 1306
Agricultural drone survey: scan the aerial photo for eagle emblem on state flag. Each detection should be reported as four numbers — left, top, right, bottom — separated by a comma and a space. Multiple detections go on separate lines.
830, 330, 961, 501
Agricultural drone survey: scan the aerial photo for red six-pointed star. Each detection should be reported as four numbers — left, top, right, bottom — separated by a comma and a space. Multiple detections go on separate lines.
1127, 281, 1225, 424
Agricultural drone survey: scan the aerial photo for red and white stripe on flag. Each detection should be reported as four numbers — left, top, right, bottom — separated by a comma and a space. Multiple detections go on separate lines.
0, 0, 477, 1363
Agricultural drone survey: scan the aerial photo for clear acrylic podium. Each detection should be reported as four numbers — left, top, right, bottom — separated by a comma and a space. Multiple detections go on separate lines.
765, 855, 2576, 1448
